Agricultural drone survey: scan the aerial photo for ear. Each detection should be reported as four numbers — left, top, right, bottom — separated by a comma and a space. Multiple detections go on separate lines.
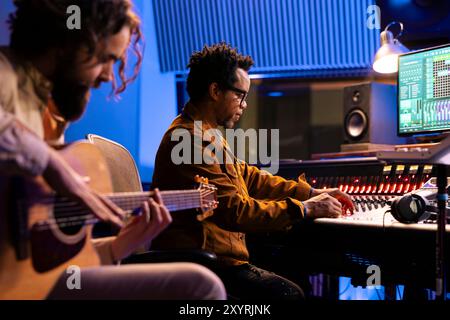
208, 82, 222, 102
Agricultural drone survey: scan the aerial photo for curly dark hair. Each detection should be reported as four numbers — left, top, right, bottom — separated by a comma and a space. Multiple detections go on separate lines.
8, 0, 142, 95
186, 42, 254, 102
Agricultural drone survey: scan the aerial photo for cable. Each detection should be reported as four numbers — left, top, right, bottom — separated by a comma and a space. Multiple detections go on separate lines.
382, 209, 390, 231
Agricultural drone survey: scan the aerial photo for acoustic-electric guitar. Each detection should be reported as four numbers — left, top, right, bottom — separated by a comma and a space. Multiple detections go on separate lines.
0, 141, 217, 299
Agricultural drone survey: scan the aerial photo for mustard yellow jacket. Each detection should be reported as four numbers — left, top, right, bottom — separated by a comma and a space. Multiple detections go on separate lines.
152, 102, 312, 266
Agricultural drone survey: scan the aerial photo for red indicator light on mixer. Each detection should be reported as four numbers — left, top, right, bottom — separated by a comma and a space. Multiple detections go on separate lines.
405, 183, 411, 192
389, 183, 397, 193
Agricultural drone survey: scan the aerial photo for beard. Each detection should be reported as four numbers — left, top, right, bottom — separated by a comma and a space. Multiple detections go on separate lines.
223, 119, 235, 129
221, 112, 241, 129
50, 63, 91, 122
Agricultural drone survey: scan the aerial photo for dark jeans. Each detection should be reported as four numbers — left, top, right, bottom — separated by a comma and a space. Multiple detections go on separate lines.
215, 263, 305, 300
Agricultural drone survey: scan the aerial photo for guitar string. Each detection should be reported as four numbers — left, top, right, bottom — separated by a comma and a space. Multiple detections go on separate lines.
47, 190, 208, 205
33, 216, 99, 231
34, 204, 216, 231
40, 199, 203, 219
31, 190, 216, 230
45, 189, 214, 211
33, 197, 213, 231
47, 195, 207, 216
39, 192, 209, 217
38, 190, 202, 206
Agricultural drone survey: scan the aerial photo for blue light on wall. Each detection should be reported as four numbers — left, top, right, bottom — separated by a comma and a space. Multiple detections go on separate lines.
339, 277, 388, 300
0, 0, 14, 45
266, 91, 284, 97
389, 0, 412, 8
153, 0, 380, 77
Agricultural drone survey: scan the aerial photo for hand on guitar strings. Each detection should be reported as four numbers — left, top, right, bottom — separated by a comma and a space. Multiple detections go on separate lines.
111, 189, 172, 261
42, 148, 125, 228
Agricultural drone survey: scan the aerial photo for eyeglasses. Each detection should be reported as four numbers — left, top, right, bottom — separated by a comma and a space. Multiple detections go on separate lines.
224, 84, 248, 107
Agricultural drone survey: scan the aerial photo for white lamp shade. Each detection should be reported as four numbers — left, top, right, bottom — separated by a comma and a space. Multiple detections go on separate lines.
373, 30, 409, 74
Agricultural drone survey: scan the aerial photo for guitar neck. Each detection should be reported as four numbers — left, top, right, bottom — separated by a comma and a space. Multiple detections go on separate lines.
105, 189, 202, 213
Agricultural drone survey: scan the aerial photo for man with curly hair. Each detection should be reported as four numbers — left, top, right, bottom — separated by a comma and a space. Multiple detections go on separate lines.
0, 0, 226, 300
152, 43, 354, 300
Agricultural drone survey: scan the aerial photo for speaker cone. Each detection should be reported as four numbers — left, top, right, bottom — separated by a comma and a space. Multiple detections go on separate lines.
345, 109, 368, 140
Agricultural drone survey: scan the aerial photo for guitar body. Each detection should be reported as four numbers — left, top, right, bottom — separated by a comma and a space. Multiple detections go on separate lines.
0, 142, 112, 299
0, 141, 218, 300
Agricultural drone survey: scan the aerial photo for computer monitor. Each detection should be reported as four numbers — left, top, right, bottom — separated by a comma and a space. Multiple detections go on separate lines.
398, 43, 450, 137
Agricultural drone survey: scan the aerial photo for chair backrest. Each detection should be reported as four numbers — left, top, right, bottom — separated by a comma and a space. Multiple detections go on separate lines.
87, 136, 220, 271
86, 134, 142, 192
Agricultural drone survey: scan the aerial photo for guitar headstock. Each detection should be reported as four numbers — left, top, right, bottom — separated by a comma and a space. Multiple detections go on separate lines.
194, 175, 218, 221
194, 175, 209, 185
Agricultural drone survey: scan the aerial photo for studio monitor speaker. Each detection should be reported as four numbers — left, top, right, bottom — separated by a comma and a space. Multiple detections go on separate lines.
343, 82, 407, 145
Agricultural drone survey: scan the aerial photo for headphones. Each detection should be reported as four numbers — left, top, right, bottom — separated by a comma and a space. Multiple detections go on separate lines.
390, 193, 431, 224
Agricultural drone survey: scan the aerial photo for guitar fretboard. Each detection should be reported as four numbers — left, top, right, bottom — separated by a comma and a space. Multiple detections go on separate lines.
105, 189, 202, 214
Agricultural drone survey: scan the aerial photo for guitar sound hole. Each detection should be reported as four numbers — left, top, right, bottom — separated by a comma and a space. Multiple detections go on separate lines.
53, 209, 84, 235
